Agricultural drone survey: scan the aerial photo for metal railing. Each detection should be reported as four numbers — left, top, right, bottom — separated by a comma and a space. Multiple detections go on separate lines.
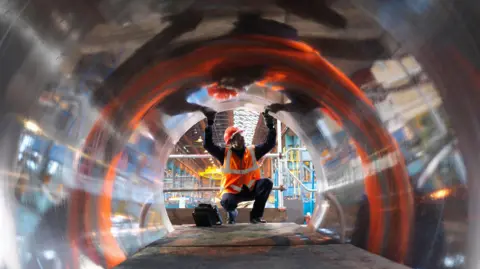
416, 139, 457, 188
163, 186, 286, 192
169, 153, 280, 159
279, 148, 346, 243
284, 167, 316, 193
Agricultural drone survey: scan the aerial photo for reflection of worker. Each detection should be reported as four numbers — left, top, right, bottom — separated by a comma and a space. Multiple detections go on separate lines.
202, 108, 276, 224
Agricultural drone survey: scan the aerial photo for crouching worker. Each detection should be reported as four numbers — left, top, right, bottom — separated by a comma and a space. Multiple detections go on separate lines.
202, 108, 276, 224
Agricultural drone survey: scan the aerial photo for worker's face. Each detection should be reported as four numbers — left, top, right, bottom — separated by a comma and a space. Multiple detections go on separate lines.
230, 133, 245, 149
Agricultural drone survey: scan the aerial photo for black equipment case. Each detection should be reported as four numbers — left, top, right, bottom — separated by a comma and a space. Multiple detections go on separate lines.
192, 203, 223, 227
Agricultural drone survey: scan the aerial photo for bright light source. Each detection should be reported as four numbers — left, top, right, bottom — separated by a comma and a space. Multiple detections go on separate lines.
145, 132, 154, 140
429, 188, 451, 200
24, 120, 41, 133
196, 137, 203, 142
43, 250, 56, 259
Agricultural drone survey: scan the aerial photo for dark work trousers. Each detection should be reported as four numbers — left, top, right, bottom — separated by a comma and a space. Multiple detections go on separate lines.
220, 178, 273, 219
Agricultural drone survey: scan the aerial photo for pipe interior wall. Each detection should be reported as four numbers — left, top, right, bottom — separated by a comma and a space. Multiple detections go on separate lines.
0, 0, 476, 269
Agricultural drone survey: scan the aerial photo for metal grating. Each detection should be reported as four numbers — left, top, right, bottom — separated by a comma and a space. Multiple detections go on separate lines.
211, 111, 231, 147
233, 109, 260, 146
252, 114, 270, 146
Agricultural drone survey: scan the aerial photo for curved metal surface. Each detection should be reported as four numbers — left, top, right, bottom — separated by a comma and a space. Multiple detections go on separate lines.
0, 1, 476, 269
325, 192, 346, 244
417, 140, 455, 189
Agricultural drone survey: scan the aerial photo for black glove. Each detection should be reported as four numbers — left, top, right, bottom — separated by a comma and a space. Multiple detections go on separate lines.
266, 103, 286, 113
201, 107, 217, 126
262, 109, 275, 128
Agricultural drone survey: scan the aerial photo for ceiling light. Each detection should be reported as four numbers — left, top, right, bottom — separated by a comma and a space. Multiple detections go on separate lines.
24, 120, 41, 133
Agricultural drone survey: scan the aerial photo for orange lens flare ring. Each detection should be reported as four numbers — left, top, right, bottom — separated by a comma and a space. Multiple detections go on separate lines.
75, 34, 412, 267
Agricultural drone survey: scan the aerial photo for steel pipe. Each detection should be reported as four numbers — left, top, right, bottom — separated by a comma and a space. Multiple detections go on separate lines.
1, 1, 475, 268
284, 167, 317, 193
276, 119, 285, 208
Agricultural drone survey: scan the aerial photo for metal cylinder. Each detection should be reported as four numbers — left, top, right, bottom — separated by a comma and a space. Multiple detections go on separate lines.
0, 1, 475, 269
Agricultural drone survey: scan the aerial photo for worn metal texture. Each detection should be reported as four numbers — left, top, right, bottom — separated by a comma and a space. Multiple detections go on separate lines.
117, 224, 407, 269
139, 223, 335, 248
120, 245, 410, 269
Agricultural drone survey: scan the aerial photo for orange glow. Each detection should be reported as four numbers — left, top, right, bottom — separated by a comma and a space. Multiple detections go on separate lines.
356, 145, 384, 255
264, 71, 287, 82
98, 154, 127, 268
207, 86, 239, 100
256, 71, 288, 88
270, 85, 284, 91
129, 88, 176, 129
76, 34, 412, 266
430, 188, 451, 200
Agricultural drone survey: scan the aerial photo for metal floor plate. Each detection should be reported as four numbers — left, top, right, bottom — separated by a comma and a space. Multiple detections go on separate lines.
140, 222, 336, 247
116, 223, 410, 269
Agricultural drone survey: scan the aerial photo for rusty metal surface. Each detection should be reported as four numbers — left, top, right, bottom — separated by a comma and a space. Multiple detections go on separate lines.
117, 224, 407, 269
142, 223, 333, 248
120, 245, 410, 269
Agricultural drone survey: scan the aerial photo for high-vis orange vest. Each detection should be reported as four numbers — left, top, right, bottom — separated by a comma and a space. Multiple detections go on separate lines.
220, 146, 261, 195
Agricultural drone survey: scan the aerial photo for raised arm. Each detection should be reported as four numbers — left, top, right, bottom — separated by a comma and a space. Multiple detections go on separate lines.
203, 125, 225, 164
254, 110, 277, 160
201, 108, 225, 164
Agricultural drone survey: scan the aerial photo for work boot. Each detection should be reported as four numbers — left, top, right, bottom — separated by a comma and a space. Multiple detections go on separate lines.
250, 217, 267, 224
227, 210, 238, 224
250, 212, 267, 224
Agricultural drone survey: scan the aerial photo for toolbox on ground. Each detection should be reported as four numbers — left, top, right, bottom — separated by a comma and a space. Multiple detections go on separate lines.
192, 203, 223, 227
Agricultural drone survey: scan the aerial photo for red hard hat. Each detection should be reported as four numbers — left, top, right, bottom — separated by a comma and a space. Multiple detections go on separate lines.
207, 86, 239, 100
224, 126, 243, 144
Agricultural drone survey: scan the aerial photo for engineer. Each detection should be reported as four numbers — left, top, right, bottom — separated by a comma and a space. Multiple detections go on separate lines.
202, 108, 277, 224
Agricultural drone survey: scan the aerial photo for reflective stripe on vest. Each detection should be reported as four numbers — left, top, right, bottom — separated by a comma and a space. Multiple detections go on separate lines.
229, 185, 242, 192
246, 179, 255, 189
228, 178, 256, 191
225, 179, 256, 193
221, 146, 259, 174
